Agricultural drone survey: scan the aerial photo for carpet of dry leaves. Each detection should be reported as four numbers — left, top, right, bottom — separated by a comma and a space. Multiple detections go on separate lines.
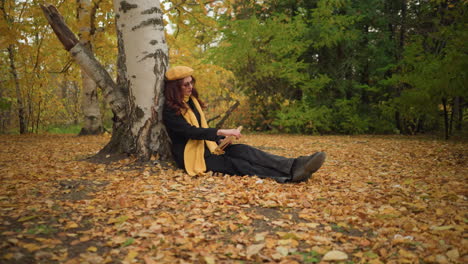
0, 134, 466, 264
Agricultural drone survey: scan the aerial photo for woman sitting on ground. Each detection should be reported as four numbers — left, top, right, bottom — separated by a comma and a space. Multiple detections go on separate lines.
162, 66, 325, 183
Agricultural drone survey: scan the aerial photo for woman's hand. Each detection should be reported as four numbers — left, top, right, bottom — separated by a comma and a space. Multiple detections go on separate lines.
217, 128, 242, 139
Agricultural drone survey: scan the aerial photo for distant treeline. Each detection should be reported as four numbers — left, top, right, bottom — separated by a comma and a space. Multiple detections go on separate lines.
207, 0, 467, 139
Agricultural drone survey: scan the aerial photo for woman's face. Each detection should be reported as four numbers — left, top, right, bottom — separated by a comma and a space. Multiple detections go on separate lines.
181, 76, 194, 97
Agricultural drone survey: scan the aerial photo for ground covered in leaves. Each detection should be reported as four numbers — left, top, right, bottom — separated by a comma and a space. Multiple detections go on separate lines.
0, 134, 466, 264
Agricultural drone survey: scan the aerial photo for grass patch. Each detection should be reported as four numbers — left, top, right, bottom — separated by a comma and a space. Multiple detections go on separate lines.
45, 124, 82, 134
26, 224, 57, 235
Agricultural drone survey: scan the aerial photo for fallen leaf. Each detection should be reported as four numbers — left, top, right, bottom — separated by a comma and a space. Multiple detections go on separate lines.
21, 243, 41, 252
65, 222, 79, 229
123, 250, 138, 263
204, 255, 216, 264
254, 232, 268, 242
430, 225, 454, 231
87, 246, 97, 252
246, 243, 265, 258
143, 255, 157, 264
322, 250, 348, 261
276, 246, 289, 257
446, 249, 459, 260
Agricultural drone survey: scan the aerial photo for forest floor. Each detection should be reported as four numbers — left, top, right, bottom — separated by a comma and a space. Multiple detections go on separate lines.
0, 134, 466, 264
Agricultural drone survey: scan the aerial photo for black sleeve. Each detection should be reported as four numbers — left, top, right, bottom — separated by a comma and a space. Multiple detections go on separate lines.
163, 106, 219, 141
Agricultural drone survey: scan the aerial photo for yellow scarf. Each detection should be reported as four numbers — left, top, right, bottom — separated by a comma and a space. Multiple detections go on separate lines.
181, 96, 218, 176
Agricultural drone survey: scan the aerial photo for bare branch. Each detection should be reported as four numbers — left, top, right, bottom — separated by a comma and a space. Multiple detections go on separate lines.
40, 4, 79, 51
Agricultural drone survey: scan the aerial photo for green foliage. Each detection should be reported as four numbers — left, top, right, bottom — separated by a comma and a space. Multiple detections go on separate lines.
293, 250, 321, 263
331, 97, 369, 134
309, 0, 361, 49
209, 13, 311, 129
0, 97, 13, 110
45, 124, 82, 134
275, 102, 332, 134
26, 224, 56, 235
2, 0, 466, 137
383, 1, 468, 136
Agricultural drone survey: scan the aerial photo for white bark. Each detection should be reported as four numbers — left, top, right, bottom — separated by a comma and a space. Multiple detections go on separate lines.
70, 43, 127, 122
113, 0, 170, 159
78, 0, 103, 135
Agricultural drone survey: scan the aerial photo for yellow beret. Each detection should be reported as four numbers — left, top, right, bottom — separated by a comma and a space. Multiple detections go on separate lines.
165, 66, 194, 81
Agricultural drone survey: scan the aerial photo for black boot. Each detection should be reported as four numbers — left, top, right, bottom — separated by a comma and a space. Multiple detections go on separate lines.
291, 152, 326, 182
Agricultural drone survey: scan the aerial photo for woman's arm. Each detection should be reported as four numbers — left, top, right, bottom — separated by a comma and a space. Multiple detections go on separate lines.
163, 106, 219, 141
217, 128, 242, 139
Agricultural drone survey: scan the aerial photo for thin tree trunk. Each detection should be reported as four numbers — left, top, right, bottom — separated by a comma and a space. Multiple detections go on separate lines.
77, 0, 104, 135
449, 97, 455, 135
442, 97, 449, 140
0, 84, 11, 133
7, 45, 27, 134
395, 111, 402, 133
36, 99, 41, 133
456, 97, 463, 131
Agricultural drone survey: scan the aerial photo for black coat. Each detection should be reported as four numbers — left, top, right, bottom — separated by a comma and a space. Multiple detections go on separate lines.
163, 99, 223, 169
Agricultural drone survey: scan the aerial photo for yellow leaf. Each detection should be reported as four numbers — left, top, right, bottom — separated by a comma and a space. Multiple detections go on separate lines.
278, 239, 299, 248
143, 255, 157, 264
3, 253, 14, 260
18, 215, 38, 222
66, 222, 79, 229
254, 232, 268, 242
446, 249, 459, 260
276, 246, 289, 257
22, 243, 41, 252
322, 250, 348, 261
246, 243, 265, 258
430, 225, 454, 231
124, 250, 138, 263
239, 212, 249, 221
311, 235, 332, 244
368, 259, 384, 264
398, 249, 418, 263
87, 246, 97, 252
204, 255, 216, 264
80, 236, 91, 242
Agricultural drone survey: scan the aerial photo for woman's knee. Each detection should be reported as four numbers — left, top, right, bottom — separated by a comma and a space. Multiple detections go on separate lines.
225, 143, 252, 154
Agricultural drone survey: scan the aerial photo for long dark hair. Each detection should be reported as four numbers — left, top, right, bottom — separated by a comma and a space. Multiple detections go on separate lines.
164, 76, 205, 115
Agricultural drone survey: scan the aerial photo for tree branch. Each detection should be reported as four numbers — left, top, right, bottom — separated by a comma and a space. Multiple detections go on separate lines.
40, 4, 79, 51
215, 100, 240, 129
40, 3, 127, 122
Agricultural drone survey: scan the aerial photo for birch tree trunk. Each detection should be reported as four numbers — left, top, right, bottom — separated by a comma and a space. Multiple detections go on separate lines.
7, 45, 27, 134
77, 0, 104, 135
41, 2, 171, 161
100, 0, 172, 160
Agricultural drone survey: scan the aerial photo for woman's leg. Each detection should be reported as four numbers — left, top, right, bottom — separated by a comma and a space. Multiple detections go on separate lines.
205, 152, 290, 181
223, 144, 295, 175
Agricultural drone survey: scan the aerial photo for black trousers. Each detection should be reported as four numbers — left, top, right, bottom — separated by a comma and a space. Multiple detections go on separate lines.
205, 144, 295, 181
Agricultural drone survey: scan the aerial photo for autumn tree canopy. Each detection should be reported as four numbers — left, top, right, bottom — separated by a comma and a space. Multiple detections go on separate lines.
0, 0, 466, 139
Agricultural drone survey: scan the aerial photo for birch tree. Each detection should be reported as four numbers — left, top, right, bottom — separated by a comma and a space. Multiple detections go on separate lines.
1, 0, 27, 134
41, 0, 171, 160
77, 0, 104, 135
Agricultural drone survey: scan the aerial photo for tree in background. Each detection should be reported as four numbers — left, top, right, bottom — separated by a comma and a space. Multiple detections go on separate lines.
214, 0, 466, 137
1, 0, 28, 133
77, 0, 104, 135
1, 0, 466, 139
386, 0, 468, 139
210, 12, 311, 130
